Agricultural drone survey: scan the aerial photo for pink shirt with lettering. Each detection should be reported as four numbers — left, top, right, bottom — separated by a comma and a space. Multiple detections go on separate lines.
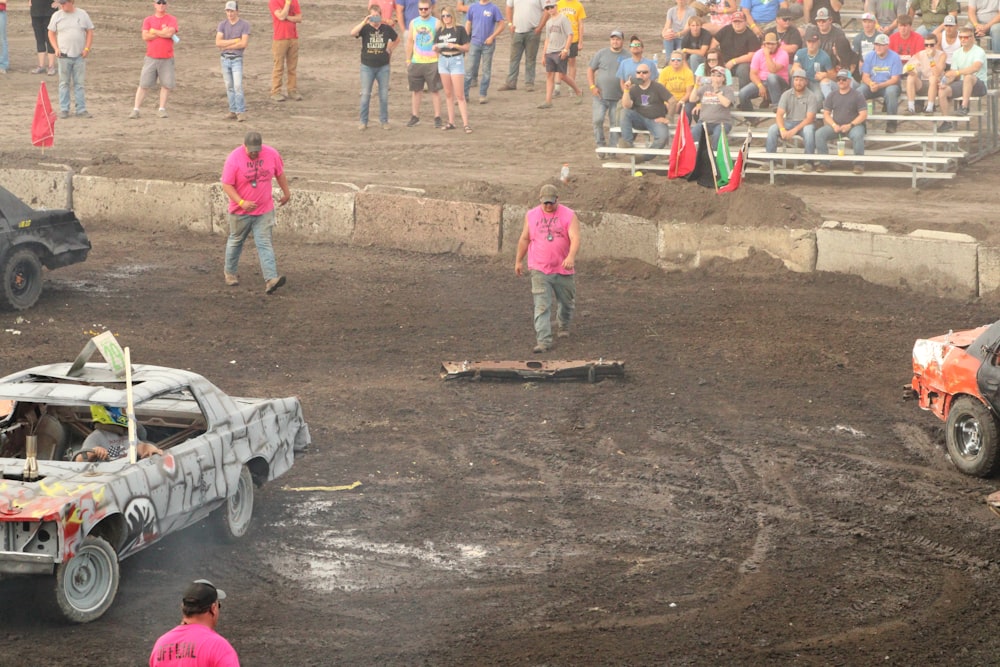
221, 145, 285, 215
149, 623, 239, 667
526, 204, 575, 275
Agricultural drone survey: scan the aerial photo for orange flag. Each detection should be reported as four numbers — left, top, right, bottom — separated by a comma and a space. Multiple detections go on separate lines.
31, 82, 56, 148
667, 109, 696, 179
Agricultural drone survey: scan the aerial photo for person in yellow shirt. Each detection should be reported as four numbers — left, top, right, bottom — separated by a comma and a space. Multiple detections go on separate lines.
657, 49, 694, 120
555, 0, 585, 92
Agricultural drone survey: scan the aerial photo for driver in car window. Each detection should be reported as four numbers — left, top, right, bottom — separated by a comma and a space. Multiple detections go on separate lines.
73, 405, 163, 462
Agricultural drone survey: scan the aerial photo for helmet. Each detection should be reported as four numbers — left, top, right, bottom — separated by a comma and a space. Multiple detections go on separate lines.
91, 405, 128, 428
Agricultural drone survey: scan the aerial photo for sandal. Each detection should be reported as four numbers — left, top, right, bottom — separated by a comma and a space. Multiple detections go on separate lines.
464, 125, 472, 134
442, 123, 456, 131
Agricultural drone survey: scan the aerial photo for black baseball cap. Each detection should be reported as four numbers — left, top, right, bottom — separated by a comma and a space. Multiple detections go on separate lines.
183, 579, 227, 610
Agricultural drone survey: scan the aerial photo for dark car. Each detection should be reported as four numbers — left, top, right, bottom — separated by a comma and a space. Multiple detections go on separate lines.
0, 184, 90, 310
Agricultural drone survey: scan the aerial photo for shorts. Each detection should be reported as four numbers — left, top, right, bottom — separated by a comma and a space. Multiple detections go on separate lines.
545, 52, 568, 74
139, 56, 176, 89
408, 61, 442, 92
438, 53, 465, 76
568, 41, 579, 58
949, 78, 987, 98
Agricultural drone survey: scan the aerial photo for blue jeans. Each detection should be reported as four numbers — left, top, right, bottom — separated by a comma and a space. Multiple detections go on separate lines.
863, 83, 900, 115
465, 41, 495, 98
765, 121, 816, 153
359, 63, 390, 125
688, 53, 704, 75
506, 30, 540, 87
739, 74, 788, 108
691, 120, 731, 150
225, 210, 279, 281
592, 97, 621, 147
530, 270, 575, 347
989, 23, 1000, 51
620, 108, 670, 147
816, 123, 865, 162
0, 10, 8, 72
57, 55, 86, 114
221, 55, 246, 113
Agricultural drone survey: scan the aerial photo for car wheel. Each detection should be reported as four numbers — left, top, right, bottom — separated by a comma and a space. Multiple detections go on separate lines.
215, 464, 255, 542
945, 396, 1000, 477
1, 248, 44, 311
54, 535, 120, 623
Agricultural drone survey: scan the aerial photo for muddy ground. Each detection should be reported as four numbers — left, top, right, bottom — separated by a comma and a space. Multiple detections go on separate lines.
3, 0, 1000, 665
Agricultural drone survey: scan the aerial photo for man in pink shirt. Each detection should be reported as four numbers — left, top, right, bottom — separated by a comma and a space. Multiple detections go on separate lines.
270, 0, 303, 101
129, 0, 178, 119
221, 131, 291, 294
149, 579, 239, 667
514, 183, 581, 353
737, 31, 788, 109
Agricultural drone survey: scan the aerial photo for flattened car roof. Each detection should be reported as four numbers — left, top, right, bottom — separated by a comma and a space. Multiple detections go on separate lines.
0, 363, 206, 407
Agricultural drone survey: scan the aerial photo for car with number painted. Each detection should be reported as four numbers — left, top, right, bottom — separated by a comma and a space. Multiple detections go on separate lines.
0, 184, 90, 311
0, 351, 310, 622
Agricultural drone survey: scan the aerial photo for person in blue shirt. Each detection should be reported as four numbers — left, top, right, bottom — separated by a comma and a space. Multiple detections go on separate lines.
860, 32, 902, 132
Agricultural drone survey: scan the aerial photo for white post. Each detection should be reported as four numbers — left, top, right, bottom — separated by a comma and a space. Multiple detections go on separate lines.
125, 347, 137, 464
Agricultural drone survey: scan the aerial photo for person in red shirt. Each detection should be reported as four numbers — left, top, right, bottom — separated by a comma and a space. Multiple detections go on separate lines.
888, 14, 923, 63
270, 0, 303, 101
129, 0, 178, 119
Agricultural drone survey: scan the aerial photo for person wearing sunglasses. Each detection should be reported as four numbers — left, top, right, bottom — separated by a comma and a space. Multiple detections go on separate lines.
539, 3, 581, 107
689, 65, 735, 150
903, 32, 945, 115
657, 50, 694, 121
405, 3, 444, 128
937, 26, 987, 128
860, 32, 902, 132
615, 35, 657, 90
128, 0, 177, 119
619, 63, 671, 160
150, 580, 238, 667
433, 6, 472, 131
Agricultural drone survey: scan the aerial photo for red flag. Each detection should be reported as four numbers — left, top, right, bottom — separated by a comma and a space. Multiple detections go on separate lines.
31, 82, 56, 148
667, 109, 696, 179
718, 130, 752, 194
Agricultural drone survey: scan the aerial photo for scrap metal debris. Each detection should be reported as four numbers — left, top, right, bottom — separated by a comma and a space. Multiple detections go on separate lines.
440, 359, 625, 382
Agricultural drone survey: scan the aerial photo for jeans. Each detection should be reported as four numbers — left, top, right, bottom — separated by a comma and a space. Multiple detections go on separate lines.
592, 97, 621, 147
691, 120, 732, 150
816, 123, 865, 161
225, 210, 279, 281
738, 74, 788, 108
688, 53, 704, 75
360, 63, 390, 125
530, 270, 575, 347
465, 41, 495, 98
620, 108, 670, 147
765, 121, 816, 153
57, 56, 86, 114
221, 56, 246, 113
0, 10, 8, 72
989, 23, 1000, 51
733, 62, 751, 89
507, 30, 540, 87
863, 83, 900, 114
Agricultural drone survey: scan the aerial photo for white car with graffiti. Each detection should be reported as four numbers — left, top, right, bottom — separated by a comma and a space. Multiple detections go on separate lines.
0, 345, 310, 622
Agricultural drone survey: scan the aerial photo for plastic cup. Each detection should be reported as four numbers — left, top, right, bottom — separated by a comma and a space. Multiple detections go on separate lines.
837, 139, 845, 157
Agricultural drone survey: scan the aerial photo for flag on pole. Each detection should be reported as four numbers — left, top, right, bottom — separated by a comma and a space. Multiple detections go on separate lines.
686, 123, 718, 189
31, 82, 56, 148
714, 130, 733, 187
718, 130, 752, 194
667, 110, 696, 179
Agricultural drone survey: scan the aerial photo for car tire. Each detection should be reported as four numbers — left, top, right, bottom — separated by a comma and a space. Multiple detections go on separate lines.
945, 396, 1000, 477
1, 248, 44, 311
54, 535, 120, 623
215, 464, 255, 542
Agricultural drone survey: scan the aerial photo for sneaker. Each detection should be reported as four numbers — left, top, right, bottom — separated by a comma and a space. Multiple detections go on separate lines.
617, 139, 633, 149
128, 109, 140, 119
58, 111, 69, 119
0, 69, 6, 75
816, 163, 829, 173
955, 105, 969, 116
359, 123, 368, 131
532, 343, 550, 353
903, 107, 915, 116
757, 162, 771, 171
798, 162, 814, 172
236, 112, 247, 122
479, 97, 488, 104
270, 93, 286, 102
938, 121, 954, 132
852, 165, 864, 174
157, 108, 168, 118
524, 84, 535, 92
226, 112, 238, 120
538, 102, 553, 109
406, 115, 420, 127
47, 66, 56, 76
30, 66, 46, 74
434, 116, 443, 129
288, 91, 303, 101
553, 89, 561, 97
923, 106, 935, 115
76, 111, 92, 118
265, 276, 286, 294
556, 328, 570, 339
380, 122, 390, 130
886, 121, 897, 134
224, 272, 239, 286
498, 83, 516, 91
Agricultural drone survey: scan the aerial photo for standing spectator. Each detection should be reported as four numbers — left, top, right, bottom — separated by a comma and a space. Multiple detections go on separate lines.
498, 0, 546, 92
794, 25, 832, 97
658, 49, 695, 119
434, 6, 471, 131
969, 0, 1000, 50
860, 33, 901, 131
910, 0, 957, 37
221, 131, 291, 294
738, 32, 789, 109
538, 0, 581, 107
903, 32, 944, 114
514, 183, 581, 354
618, 62, 671, 159
352, 4, 398, 130
853, 12, 881, 62
270, 0, 302, 101
0, 0, 7, 74
888, 14, 923, 64
773, 8, 802, 58
555, 0, 585, 94
616, 35, 658, 87
30, 0, 58, 75
764, 68, 821, 170
865, 0, 906, 35
663, 0, 696, 56
587, 29, 626, 148
690, 64, 736, 148
464, 0, 504, 103
937, 26, 987, 129
47, 0, 93, 119
680, 16, 712, 72
128, 0, 177, 119
815, 69, 867, 173
149, 580, 239, 667
406, 2, 443, 127
397, 0, 434, 37
373, 0, 398, 28
216, 1, 250, 122
711, 10, 759, 89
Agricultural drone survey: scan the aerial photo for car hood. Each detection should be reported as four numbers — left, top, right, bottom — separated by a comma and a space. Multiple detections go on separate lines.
0, 464, 110, 521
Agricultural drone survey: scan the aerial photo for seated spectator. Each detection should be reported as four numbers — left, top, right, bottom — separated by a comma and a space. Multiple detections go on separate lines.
694, 47, 733, 85
680, 16, 712, 73
711, 10, 760, 88
774, 7, 803, 58
618, 64, 671, 161
815, 68, 867, 173
805, 0, 841, 26
616, 35, 658, 91
969, 0, 1000, 50
938, 26, 987, 130
910, 0, 958, 37
738, 32, 789, 109
860, 33, 902, 132
938, 15, 961, 65
764, 68, 821, 170
663, 0, 697, 56
865, 0, 907, 35
888, 14, 923, 64
813, 8, 857, 79
794, 25, 833, 97
703, 0, 741, 36
658, 50, 695, 119
853, 13, 882, 62
904, 32, 945, 114
690, 65, 736, 149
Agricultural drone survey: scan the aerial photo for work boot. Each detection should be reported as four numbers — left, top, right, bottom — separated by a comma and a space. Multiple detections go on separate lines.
265, 276, 286, 294
532, 343, 550, 353
225, 272, 239, 286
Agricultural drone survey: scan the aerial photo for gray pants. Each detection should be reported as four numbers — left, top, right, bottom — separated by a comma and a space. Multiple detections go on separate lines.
506, 29, 541, 87
531, 270, 575, 347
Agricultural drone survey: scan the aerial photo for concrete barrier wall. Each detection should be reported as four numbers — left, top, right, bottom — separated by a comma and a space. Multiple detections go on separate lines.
659, 223, 816, 273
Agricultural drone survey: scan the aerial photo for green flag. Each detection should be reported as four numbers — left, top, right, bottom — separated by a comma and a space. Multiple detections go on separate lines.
714, 130, 733, 187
